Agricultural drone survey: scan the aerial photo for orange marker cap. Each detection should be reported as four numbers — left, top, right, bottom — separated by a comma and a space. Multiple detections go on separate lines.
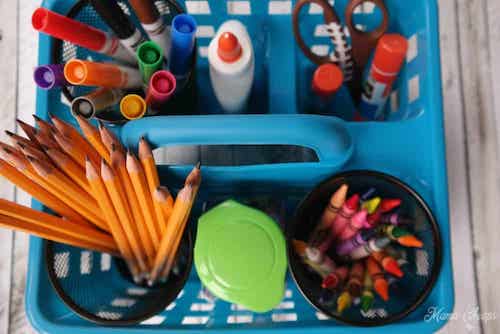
373, 34, 408, 74
64, 60, 123, 87
120, 94, 146, 120
217, 32, 242, 63
312, 64, 344, 98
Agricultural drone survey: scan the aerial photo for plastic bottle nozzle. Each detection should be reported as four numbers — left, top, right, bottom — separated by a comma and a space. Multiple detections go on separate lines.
217, 32, 242, 63
120, 94, 147, 120
312, 64, 344, 98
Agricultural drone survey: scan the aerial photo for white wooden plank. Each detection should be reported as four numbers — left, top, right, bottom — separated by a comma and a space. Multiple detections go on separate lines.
460, 1, 500, 333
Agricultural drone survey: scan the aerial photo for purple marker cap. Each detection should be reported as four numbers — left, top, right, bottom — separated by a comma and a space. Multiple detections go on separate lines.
34, 64, 68, 89
145, 70, 177, 110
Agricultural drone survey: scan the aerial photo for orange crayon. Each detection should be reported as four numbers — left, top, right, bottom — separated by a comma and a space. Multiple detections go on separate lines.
366, 256, 389, 301
372, 250, 403, 278
346, 261, 365, 297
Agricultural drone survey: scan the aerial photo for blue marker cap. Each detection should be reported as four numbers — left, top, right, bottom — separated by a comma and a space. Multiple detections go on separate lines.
169, 14, 197, 76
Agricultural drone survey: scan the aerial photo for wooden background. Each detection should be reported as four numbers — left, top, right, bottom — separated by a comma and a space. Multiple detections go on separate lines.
0, 0, 498, 332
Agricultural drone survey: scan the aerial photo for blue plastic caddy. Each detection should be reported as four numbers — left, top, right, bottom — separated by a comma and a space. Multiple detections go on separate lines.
27, 0, 453, 332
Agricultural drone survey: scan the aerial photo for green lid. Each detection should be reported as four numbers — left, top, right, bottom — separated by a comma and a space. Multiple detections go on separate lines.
194, 200, 287, 313
137, 41, 164, 84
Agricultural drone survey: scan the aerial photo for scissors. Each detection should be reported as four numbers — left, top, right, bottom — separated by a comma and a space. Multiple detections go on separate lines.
292, 0, 389, 98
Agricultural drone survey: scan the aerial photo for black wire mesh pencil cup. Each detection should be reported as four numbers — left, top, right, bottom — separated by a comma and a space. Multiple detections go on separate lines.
44, 229, 193, 325
52, 0, 197, 124
287, 171, 442, 326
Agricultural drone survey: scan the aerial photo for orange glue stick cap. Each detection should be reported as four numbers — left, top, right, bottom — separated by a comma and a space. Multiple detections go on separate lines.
373, 34, 408, 74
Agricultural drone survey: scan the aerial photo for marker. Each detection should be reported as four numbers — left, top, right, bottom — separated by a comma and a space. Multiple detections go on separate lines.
34, 64, 68, 89
145, 70, 176, 111
137, 41, 164, 84
336, 290, 352, 314
366, 256, 389, 301
360, 270, 374, 312
128, 0, 171, 56
371, 251, 403, 278
379, 198, 401, 213
120, 94, 147, 120
89, 0, 146, 57
347, 237, 391, 260
338, 209, 369, 241
31, 8, 136, 65
71, 88, 124, 119
169, 14, 197, 86
321, 266, 349, 291
335, 229, 376, 256
359, 34, 408, 120
362, 197, 381, 214
304, 247, 336, 274
64, 60, 142, 89
310, 184, 348, 244
380, 212, 412, 225
346, 261, 364, 297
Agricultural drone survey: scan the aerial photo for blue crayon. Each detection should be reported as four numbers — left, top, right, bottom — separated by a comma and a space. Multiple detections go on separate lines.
360, 187, 376, 202
169, 14, 197, 84
335, 229, 376, 256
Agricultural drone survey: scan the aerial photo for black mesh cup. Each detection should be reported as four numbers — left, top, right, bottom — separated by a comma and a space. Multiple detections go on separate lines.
45, 229, 193, 325
287, 170, 442, 326
53, 0, 197, 124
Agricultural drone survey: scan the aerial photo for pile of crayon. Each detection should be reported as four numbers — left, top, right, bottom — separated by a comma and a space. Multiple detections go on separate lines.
293, 184, 423, 314
0, 114, 200, 286
32, 1, 197, 121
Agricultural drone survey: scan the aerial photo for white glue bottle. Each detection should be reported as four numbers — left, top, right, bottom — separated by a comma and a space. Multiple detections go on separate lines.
208, 20, 254, 113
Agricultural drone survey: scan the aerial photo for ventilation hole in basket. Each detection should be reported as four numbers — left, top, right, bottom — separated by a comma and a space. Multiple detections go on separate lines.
416, 249, 430, 276
343, 25, 351, 38
97, 311, 123, 320
182, 316, 209, 325
198, 46, 209, 58
60, 92, 71, 107
268, 1, 292, 15
126, 287, 148, 296
117, 2, 131, 15
80, 251, 92, 275
230, 304, 249, 311
111, 298, 137, 307
311, 45, 329, 56
185, 1, 211, 15
408, 75, 420, 103
190, 303, 215, 311
165, 302, 176, 311
390, 90, 399, 113
141, 315, 167, 325
100, 253, 111, 271
196, 25, 215, 38
355, 24, 367, 31
271, 313, 298, 322
285, 289, 293, 298
407, 34, 418, 63
54, 252, 70, 278
227, 1, 251, 15
275, 301, 295, 310
314, 24, 330, 37
227, 315, 253, 324
177, 289, 185, 299
155, 1, 171, 15
315, 312, 329, 320
308, 1, 333, 14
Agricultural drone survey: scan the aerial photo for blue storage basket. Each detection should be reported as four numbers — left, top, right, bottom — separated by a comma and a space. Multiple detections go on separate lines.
27, 0, 453, 333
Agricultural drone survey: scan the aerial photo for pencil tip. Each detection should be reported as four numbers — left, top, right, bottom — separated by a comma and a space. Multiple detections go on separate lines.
97, 120, 104, 129
196, 161, 201, 169
32, 114, 41, 121
111, 143, 116, 152
4, 130, 14, 137
40, 144, 50, 151
17, 142, 25, 149
26, 155, 35, 162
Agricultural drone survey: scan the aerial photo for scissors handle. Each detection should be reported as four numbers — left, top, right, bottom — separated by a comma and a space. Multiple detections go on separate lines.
345, 0, 389, 71
292, 0, 343, 65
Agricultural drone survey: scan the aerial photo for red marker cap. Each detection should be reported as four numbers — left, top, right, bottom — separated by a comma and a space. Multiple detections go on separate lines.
217, 32, 242, 63
312, 64, 344, 98
373, 34, 408, 74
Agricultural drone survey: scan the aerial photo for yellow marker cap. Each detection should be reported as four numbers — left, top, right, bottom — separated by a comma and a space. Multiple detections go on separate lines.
120, 94, 146, 120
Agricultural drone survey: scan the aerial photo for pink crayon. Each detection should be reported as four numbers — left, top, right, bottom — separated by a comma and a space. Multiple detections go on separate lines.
145, 70, 176, 111
338, 209, 370, 240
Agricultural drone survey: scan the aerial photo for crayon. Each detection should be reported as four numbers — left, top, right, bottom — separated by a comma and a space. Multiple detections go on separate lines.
120, 94, 147, 120
380, 212, 412, 225
362, 197, 381, 214
169, 14, 197, 81
378, 225, 422, 247
137, 41, 164, 84
360, 187, 376, 202
128, 0, 171, 56
34, 64, 68, 90
304, 247, 336, 274
335, 228, 377, 256
359, 34, 408, 121
89, 0, 146, 57
360, 270, 374, 312
71, 88, 124, 119
347, 237, 391, 260
321, 266, 348, 290
379, 198, 401, 213
310, 184, 348, 244
331, 194, 360, 237
372, 251, 403, 278
397, 235, 423, 248
64, 60, 142, 89
346, 261, 364, 297
32, 8, 136, 65
366, 256, 389, 301
336, 290, 352, 314
338, 209, 369, 241
366, 209, 382, 228
145, 70, 176, 110
292, 240, 330, 278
